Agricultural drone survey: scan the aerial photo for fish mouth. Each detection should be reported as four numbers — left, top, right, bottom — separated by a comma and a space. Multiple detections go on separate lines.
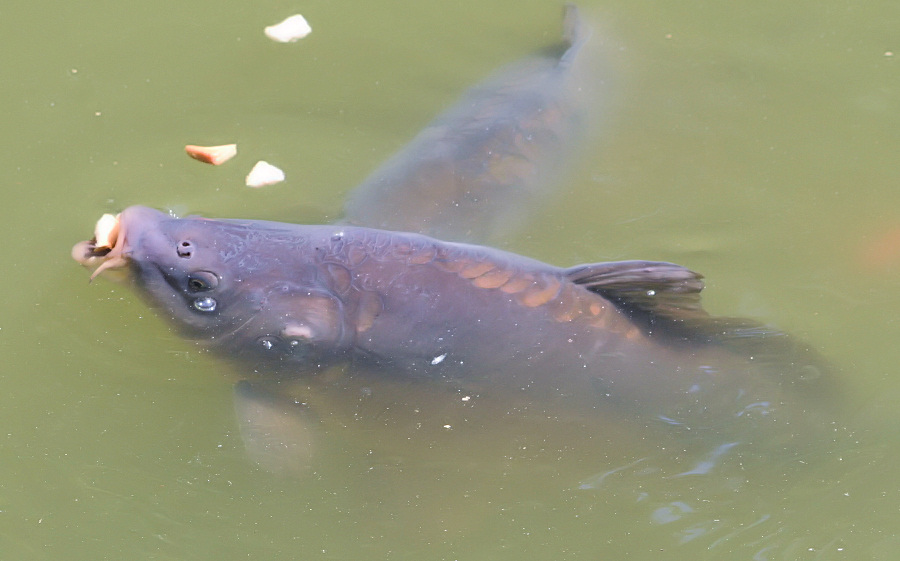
71, 206, 167, 280
72, 212, 130, 280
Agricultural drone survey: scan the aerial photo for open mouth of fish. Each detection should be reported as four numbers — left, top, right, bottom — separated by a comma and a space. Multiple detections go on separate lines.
72, 212, 133, 280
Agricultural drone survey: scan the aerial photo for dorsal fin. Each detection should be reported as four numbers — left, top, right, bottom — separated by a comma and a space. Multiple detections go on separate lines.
565, 260, 835, 395
565, 260, 799, 346
565, 260, 708, 339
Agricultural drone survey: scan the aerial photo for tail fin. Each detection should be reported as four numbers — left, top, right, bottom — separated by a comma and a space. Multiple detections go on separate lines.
559, 4, 592, 67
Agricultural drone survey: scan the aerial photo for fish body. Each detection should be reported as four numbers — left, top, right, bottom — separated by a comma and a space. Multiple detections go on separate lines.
342, 5, 603, 243
73, 206, 832, 447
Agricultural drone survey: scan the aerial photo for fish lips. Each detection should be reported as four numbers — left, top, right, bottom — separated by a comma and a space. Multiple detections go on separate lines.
72, 205, 171, 281
74, 206, 262, 341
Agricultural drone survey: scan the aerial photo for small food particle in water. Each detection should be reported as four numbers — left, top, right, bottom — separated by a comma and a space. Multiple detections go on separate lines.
246, 161, 286, 188
264, 14, 312, 43
185, 144, 237, 166
247, 160, 284, 187
94, 213, 120, 249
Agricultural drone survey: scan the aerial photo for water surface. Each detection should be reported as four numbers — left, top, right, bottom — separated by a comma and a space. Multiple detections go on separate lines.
3, 0, 900, 559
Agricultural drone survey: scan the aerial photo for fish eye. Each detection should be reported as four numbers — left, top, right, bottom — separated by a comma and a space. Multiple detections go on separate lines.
177, 240, 194, 258
187, 270, 219, 292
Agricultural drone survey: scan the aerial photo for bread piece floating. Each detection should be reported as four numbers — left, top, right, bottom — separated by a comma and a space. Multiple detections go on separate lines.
185, 144, 237, 165
94, 213, 121, 250
246, 161, 286, 188
264, 14, 312, 43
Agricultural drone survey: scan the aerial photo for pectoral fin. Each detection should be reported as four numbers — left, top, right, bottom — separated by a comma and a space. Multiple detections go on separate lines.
233, 380, 317, 476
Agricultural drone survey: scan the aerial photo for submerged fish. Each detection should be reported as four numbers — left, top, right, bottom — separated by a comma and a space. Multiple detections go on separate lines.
72, 8, 838, 475
73, 206, 835, 456
342, 5, 604, 243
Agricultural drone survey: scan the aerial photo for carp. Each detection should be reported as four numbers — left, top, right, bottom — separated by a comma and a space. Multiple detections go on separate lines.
72, 7, 837, 473
342, 5, 604, 243
73, 206, 834, 457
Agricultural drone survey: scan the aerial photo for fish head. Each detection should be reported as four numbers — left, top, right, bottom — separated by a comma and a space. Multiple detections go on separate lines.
73, 206, 350, 368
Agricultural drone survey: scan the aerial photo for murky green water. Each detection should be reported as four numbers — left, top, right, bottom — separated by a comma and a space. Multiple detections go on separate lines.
3, 0, 900, 559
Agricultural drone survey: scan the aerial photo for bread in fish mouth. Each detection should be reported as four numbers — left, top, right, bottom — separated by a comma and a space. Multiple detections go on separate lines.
71, 212, 129, 280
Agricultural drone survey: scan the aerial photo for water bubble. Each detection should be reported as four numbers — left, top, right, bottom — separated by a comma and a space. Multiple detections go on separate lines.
193, 297, 217, 312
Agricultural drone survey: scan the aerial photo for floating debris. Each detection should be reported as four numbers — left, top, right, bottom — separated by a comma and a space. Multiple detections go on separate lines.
264, 14, 312, 43
185, 144, 237, 165
246, 161, 285, 188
